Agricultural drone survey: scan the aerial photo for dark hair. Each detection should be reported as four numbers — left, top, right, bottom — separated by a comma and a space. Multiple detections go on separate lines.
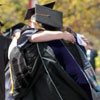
42, 23, 60, 31
89, 42, 94, 46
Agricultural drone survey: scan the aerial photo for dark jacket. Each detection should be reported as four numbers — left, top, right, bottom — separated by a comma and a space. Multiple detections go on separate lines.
0, 36, 11, 100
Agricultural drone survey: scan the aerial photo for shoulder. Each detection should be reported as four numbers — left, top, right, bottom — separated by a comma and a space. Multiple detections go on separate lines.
21, 28, 37, 35
17, 28, 38, 48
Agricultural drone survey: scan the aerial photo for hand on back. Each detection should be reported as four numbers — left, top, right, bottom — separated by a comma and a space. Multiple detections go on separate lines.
62, 31, 76, 44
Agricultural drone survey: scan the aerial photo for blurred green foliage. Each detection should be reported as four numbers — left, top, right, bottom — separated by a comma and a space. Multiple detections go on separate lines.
0, 0, 100, 49
0, 0, 28, 31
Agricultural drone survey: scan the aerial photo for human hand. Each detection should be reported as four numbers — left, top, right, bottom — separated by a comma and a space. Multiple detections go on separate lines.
63, 31, 76, 44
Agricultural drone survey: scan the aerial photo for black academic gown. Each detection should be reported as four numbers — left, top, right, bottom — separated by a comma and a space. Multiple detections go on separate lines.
90, 50, 98, 70
0, 35, 11, 100
9, 29, 100, 100
9, 29, 92, 100
10, 42, 90, 100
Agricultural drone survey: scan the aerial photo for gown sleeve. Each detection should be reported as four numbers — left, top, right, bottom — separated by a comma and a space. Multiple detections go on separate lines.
17, 28, 38, 48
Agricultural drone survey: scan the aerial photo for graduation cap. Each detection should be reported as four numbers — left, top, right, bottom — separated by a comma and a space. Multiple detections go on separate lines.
25, 4, 63, 30
4, 23, 25, 37
10, 23, 25, 33
24, 2, 55, 20
0, 21, 4, 26
35, 4, 63, 30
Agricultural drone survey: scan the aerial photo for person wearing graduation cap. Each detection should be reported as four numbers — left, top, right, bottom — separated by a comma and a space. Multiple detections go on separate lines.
0, 21, 4, 35
9, 2, 79, 100
7, 23, 26, 58
22, 2, 75, 44
9, 2, 96, 100
5, 23, 26, 100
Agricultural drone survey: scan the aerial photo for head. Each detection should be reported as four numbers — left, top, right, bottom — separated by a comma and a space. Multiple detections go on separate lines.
25, 3, 63, 31
87, 41, 94, 50
24, 2, 55, 28
30, 14, 43, 30
24, 2, 63, 31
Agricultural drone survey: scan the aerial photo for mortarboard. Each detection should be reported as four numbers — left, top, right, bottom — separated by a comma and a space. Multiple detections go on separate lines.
0, 21, 4, 26
10, 23, 25, 33
35, 4, 63, 30
4, 23, 25, 37
24, 2, 55, 20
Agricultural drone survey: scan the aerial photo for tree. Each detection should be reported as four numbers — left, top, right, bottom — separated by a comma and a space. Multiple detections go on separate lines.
38, 0, 100, 36
0, 0, 28, 31
0, 0, 100, 41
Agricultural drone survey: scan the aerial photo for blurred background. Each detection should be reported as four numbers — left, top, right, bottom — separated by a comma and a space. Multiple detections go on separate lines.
0, 0, 100, 82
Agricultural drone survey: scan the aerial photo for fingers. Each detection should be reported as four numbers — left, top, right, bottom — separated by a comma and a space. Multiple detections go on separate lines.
63, 31, 76, 44
81, 37, 89, 45
71, 38, 76, 44
67, 32, 76, 43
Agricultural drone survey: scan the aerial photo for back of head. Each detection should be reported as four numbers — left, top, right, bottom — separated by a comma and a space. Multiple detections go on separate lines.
89, 42, 94, 46
24, 2, 55, 20
24, 2, 63, 31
